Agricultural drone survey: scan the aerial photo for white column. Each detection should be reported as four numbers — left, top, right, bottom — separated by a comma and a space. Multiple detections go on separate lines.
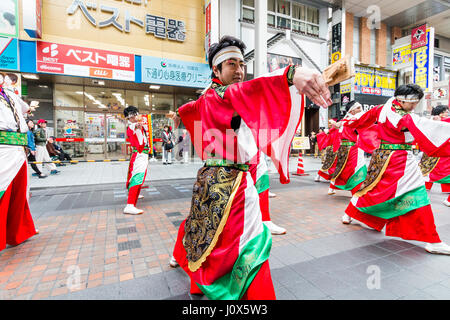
254, 0, 267, 77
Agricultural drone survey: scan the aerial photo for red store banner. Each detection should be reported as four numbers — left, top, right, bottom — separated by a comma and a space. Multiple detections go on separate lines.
36, 41, 135, 81
411, 24, 427, 51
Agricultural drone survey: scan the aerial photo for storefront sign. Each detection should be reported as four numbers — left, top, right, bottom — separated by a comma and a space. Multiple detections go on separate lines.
392, 44, 411, 66
292, 136, 310, 150
0, 37, 19, 71
142, 56, 210, 88
66, 0, 186, 41
0, 0, 18, 38
354, 94, 389, 112
267, 53, 301, 73
411, 24, 427, 50
354, 65, 397, 97
412, 28, 434, 92
36, 41, 135, 81
0, 71, 21, 96
23, 0, 43, 38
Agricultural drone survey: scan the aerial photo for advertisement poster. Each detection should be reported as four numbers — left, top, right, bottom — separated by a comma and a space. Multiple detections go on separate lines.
0, 36, 18, 71
412, 28, 434, 91
392, 44, 411, 66
36, 41, 135, 81
0, 71, 20, 96
0, 0, 18, 38
267, 53, 302, 72
354, 65, 397, 97
411, 24, 427, 50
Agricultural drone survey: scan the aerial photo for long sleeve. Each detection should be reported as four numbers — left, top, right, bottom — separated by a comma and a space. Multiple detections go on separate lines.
27, 131, 36, 151
224, 66, 304, 184
178, 100, 203, 160
127, 126, 145, 153
401, 114, 450, 157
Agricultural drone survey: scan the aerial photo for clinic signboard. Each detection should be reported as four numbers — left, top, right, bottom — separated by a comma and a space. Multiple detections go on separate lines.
142, 56, 210, 88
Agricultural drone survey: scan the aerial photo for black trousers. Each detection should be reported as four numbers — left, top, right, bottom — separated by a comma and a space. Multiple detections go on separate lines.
27, 153, 42, 175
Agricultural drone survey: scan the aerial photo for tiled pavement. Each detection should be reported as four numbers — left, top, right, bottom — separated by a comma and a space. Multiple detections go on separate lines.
1, 169, 450, 300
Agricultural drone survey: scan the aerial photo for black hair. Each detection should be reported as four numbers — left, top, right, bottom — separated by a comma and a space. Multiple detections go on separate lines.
431, 105, 449, 116
208, 35, 246, 79
6, 73, 18, 84
345, 100, 357, 113
394, 84, 424, 100
123, 105, 138, 118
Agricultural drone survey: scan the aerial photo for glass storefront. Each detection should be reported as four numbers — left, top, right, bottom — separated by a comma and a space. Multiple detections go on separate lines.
53, 83, 197, 160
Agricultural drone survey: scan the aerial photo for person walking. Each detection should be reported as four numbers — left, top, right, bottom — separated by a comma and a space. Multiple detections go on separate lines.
34, 119, 59, 175
161, 125, 174, 164
26, 119, 47, 178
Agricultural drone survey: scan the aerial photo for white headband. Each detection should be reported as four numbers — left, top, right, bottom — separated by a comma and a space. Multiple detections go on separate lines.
395, 94, 420, 102
212, 46, 244, 67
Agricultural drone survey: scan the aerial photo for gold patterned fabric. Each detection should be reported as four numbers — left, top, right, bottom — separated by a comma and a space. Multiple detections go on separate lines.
419, 154, 440, 176
183, 166, 243, 272
356, 149, 393, 196
331, 145, 351, 180
320, 146, 337, 172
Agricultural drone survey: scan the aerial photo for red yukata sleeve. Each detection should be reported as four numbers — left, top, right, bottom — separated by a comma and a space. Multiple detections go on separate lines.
127, 127, 144, 153
401, 114, 450, 157
316, 132, 328, 150
346, 106, 382, 153
224, 66, 304, 184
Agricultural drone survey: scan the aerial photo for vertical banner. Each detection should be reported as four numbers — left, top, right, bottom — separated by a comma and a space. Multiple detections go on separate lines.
141, 114, 153, 155
412, 27, 434, 92
331, 10, 343, 64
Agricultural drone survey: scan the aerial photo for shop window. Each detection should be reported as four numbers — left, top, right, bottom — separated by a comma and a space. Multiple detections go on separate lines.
277, 16, 291, 29
125, 90, 151, 114
268, 14, 275, 27
54, 84, 84, 108
242, 0, 254, 22
268, 0, 275, 12
292, 20, 306, 34
84, 87, 126, 112
152, 93, 174, 112
292, 3, 306, 21
55, 109, 85, 159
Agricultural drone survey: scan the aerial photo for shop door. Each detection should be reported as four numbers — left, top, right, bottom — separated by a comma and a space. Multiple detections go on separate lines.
85, 113, 106, 160
106, 113, 127, 159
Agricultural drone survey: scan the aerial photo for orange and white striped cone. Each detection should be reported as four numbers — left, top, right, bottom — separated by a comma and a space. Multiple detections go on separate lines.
293, 152, 309, 176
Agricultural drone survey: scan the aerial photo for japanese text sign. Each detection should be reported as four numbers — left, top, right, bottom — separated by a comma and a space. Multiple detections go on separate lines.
412, 28, 434, 91
142, 56, 210, 88
354, 65, 397, 97
0, 37, 19, 71
36, 41, 135, 81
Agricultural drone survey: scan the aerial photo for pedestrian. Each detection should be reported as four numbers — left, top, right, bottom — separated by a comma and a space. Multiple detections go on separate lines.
161, 125, 174, 164
0, 80, 38, 251
419, 105, 450, 207
342, 84, 450, 255
167, 35, 332, 300
123, 106, 149, 215
309, 131, 318, 158
34, 119, 59, 175
47, 136, 73, 165
177, 129, 190, 163
327, 101, 368, 200
26, 119, 47, 178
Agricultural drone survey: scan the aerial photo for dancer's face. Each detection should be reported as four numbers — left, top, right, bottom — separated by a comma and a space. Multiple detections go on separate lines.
349, 103, 362, 115
440, 110, 449, 119
213, 58, 245, 85
397, 100, 419, 112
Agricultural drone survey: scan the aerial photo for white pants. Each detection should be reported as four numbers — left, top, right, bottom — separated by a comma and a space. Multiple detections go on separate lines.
36, 145, 57, 172
162, 149, 172, 163
183, 150, 189, 163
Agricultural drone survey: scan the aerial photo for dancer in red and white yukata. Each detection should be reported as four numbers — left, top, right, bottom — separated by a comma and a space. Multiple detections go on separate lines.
419, 105, 450, 207
0, 85, 38, 251
168, 35, 332, 300
343, 84, 450, 255
123, 106, 149, 215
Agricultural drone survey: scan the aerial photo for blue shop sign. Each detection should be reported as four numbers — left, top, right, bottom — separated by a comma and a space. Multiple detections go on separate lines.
142, 56, 210, 88
0, 37, 19, 71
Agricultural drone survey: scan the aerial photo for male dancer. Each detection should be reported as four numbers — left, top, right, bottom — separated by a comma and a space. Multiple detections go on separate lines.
315, 120, 340, 194
0, 84, 38, 251
419, 105, 450, 207
327, 101, 368, 202
124, 106, 149, 215
168, 35, 331, 300
342, 84, 450, 254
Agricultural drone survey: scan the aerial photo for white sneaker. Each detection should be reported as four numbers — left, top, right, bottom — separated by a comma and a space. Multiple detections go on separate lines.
123, 204, 143, 215
314, 175, 321, 182
425, 242, 450, 255
444, 200, 450, 207
328, 188, 336, 195
268, 192, 276, 198
169, 256, 179, 268
138, 195, 144, 199
342, 214, 352, 224
263, 221, 286, 235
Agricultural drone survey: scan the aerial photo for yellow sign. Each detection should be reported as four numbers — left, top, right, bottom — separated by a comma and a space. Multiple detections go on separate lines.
292, 137, 310, 150
340, 82, 351, 94
331, 51, 341, 63
392, 44, 411, 65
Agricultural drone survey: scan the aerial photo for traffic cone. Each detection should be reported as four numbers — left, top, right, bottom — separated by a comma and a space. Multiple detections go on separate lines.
293, 152, 309, 176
